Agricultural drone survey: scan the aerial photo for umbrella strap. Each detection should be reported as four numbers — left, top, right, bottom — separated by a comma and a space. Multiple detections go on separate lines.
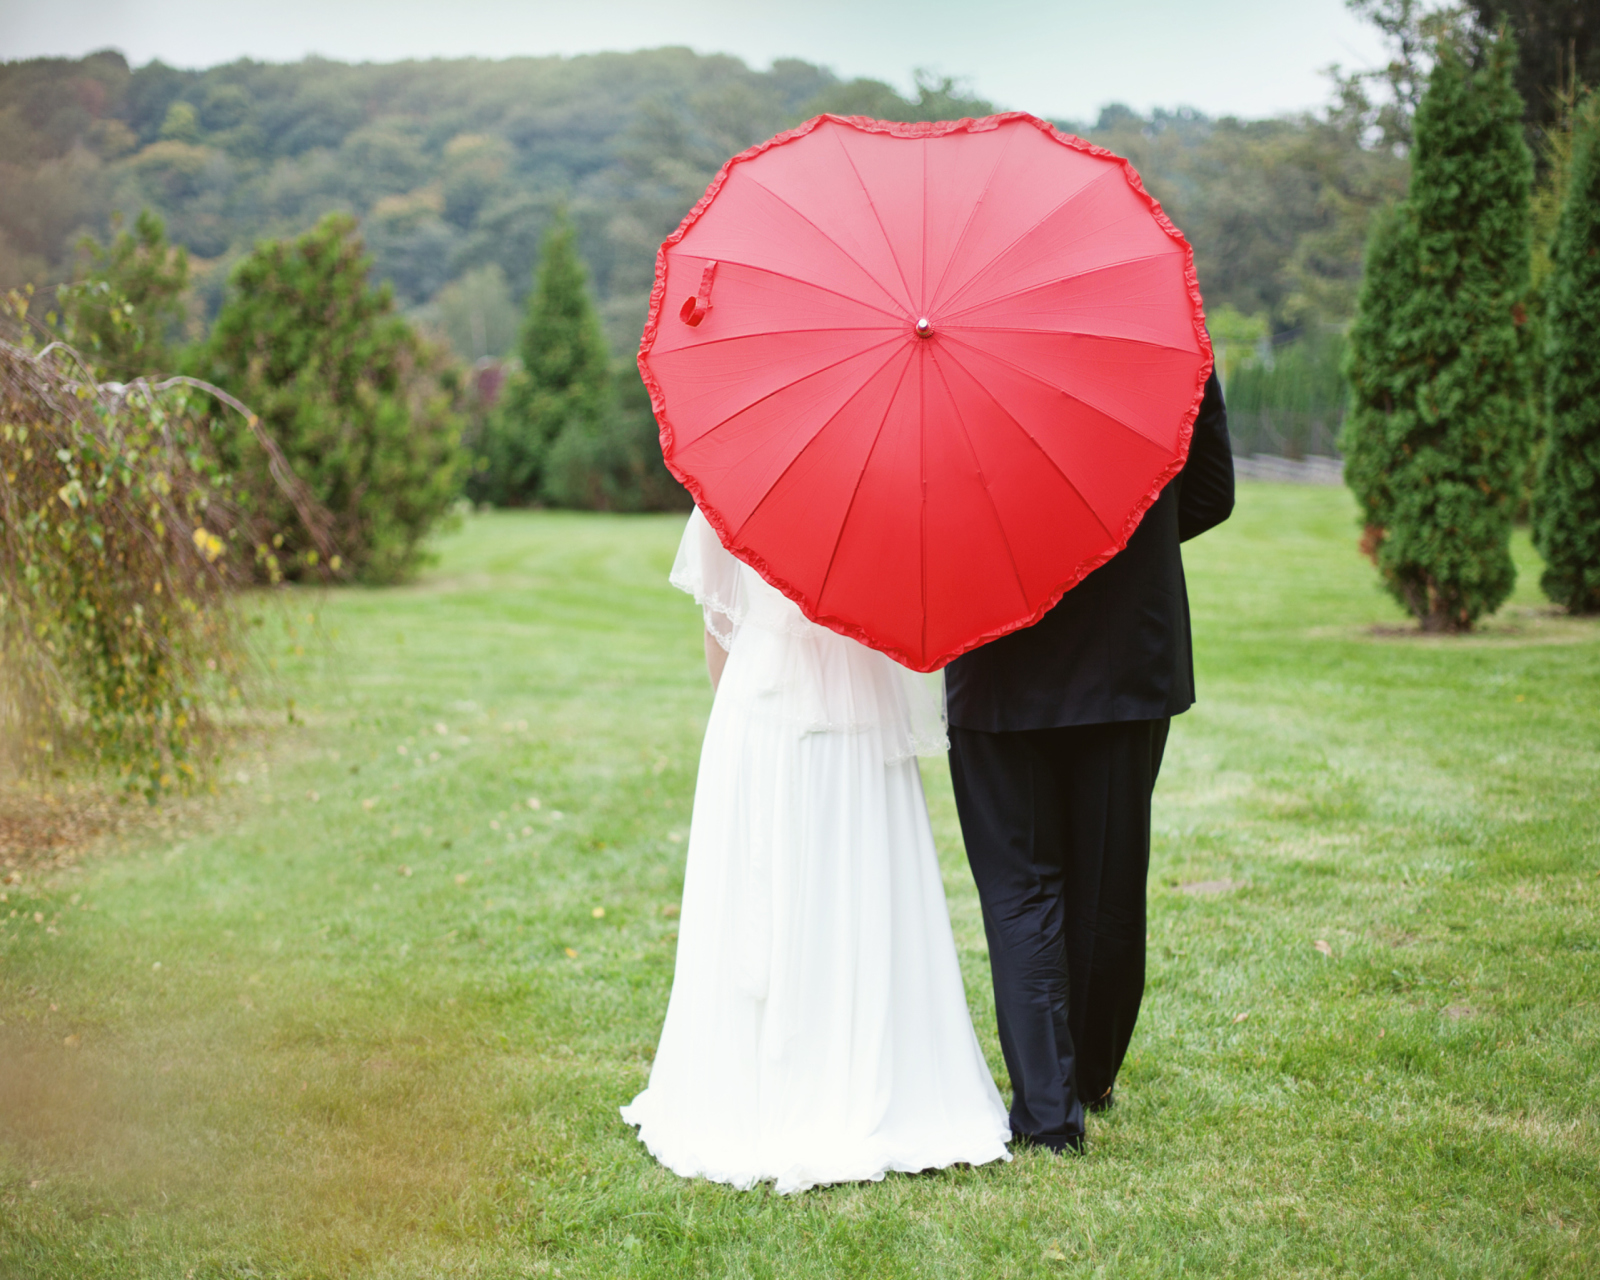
679, 260, 719, 327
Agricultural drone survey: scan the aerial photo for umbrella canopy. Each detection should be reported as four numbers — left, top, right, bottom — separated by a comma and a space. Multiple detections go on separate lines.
641, 112, 1212, 673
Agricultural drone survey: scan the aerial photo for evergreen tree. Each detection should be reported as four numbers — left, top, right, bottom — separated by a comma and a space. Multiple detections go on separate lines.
191, 213, 462, 583
483, 214, 611, 505
1341, 31, 1536, 631
1532, 92, 1600, 613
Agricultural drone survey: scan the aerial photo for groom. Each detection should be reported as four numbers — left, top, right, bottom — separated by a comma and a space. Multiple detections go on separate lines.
944, 369, 1234, 1152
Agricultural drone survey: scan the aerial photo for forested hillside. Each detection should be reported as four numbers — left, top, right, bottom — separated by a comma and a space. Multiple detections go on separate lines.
0, 47, 1405, 361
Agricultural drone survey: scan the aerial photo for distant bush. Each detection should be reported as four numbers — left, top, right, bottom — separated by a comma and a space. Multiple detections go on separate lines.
53, 209, 190, 380
541, 367, 689, 513
0, 291, 330, 797
1227, 330, 1348, 459
190, 214, 463, 583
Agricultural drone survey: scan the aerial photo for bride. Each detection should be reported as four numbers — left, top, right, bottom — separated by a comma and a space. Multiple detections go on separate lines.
621, 507, 1012, 1194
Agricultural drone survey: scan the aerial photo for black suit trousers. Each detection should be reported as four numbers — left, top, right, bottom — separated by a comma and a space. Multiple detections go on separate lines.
948, 718, 1170, 1147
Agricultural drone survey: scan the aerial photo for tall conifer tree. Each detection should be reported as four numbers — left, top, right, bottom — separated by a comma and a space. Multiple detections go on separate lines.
486, 214, 611, 505
1533, 92, 1600, 613
1342, 30, 1536, 631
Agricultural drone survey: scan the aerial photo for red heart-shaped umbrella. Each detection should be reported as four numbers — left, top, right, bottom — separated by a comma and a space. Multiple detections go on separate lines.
641, 112, 1212, 672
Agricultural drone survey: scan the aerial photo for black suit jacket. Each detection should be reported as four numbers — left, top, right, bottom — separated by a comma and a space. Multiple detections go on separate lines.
944, 371, 1234, 731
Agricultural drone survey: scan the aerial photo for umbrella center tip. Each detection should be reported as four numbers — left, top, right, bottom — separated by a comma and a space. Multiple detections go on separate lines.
914, 317, 934, 338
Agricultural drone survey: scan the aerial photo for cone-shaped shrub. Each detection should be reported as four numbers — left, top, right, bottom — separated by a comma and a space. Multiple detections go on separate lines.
1533, 93, 1600, 614
1342, 32, 1536, 632
193, 214, 462, 584
482, 214, 611, 505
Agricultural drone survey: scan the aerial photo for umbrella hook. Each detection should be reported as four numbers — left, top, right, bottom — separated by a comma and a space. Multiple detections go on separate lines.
679, 261, 719, 327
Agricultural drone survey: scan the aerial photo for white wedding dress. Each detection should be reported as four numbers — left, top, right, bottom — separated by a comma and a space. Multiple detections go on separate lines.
621, 508, 1011, 1194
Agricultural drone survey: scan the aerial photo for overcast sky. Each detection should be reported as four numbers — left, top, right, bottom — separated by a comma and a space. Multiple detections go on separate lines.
0, 0, 1389, 122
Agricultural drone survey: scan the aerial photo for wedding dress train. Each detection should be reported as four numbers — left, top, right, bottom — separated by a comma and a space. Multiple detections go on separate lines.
621, 509, 1011, 1194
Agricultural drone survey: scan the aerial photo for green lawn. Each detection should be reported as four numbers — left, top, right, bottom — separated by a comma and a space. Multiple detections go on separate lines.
2, 484, 1597, 1278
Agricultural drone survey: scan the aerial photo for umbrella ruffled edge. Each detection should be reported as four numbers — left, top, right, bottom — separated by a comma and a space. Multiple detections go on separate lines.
639, 111, 1215, 674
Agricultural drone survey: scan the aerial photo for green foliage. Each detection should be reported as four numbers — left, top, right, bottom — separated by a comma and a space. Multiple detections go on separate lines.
1470, 0, 1600, 145
53, 209, 189, 379
1207, 305, 1270, 387
1228, 329, 1349, 459
1532, 92, 1600, 613
479, 216, 611, 507
541, 368, 689, 513
420, 263, 517, 363
191, 213, 463, 584
1, 291, 260, 797
1342, 32, 1536, 631
804, 69, 993, 123
0, 48, 1411, 358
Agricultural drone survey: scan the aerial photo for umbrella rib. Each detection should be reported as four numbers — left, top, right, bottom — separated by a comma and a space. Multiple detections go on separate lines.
692, 255, 907, 322
684, 334, 905, 448
935, 167, 1122, 316
926, 351, 1030, 609
822, 128, 918, 313
936, 342, 1121, 544
938, 251, 1177, 321
725, 346, 904, 542
657, 325, 901, 354
927, 125, 1021, 308
742, 174, 911, 315
948, 327, 1198, 358
815, 351, 919, 609
939, 332, 1173, 452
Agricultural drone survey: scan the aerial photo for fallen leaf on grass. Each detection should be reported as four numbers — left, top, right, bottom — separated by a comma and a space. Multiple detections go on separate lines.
397, 865, 412, 878
1314, 940, 1334, 958
361, 798, 377, 811
63, 1034, 80, 1049
564, 947, 577, 958
1232, 1012, 1250, 1024
661, 904, 680, 918
454, 873, 469, 886
1443, 1003, 1476, 1021
592, 907, 605, 919
1042, 1244, 1068, 1262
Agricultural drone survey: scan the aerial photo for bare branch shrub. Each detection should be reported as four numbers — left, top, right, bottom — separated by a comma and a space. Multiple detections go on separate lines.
0, 290, 333, 797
